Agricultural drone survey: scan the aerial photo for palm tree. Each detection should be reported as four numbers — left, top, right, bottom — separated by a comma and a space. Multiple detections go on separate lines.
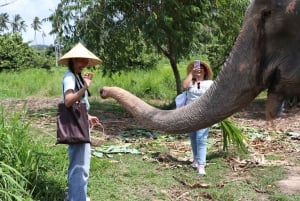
11, 14, 27, 34
0, 13, 9, 33
48, 8, 63, 66
31, 16, 42, 44
42, 31, 46, 45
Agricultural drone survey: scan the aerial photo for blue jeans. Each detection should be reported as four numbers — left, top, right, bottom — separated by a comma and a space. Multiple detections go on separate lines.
189, 128, 209, 165
67, 143, 91, 201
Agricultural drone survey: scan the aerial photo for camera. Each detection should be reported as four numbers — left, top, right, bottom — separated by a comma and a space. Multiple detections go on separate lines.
193, 60, 200, 70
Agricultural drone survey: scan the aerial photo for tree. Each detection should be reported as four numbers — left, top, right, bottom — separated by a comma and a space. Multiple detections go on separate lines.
45, 7, 64, 66
0, 33, 54, 71
11, 14, 27, 34
42, 31, 46, 44
48, 0, 159, 73
31, 16, 42, 44
107, 0, 210, 93
0, 33, 36, 71
0, 13, 9, 33
50, 0, 249, 94
202, 0, 250, 74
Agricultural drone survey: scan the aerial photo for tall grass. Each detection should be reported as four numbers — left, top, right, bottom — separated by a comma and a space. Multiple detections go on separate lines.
0, 69, 61, 98
0, 62, 187, 101
0, 104, 68, 200
0, 162, 33, 201
0, 105, 34, 200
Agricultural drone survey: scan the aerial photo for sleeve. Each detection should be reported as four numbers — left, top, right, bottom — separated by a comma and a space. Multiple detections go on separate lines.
62, 72, 76, 94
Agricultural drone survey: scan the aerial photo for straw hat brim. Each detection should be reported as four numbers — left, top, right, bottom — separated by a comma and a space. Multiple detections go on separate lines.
58, 43, 102, 67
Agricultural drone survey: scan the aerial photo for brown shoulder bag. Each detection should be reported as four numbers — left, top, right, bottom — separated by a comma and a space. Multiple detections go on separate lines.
56, 102, 90, 144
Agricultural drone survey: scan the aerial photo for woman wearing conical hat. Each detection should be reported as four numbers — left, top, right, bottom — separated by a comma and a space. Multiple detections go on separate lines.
58, 42, 102, 201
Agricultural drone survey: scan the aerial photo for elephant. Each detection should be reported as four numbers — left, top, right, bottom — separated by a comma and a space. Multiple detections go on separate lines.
100, 0, 300, 134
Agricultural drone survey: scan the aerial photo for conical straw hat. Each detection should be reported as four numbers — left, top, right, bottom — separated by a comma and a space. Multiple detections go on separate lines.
58, 42, 102, 67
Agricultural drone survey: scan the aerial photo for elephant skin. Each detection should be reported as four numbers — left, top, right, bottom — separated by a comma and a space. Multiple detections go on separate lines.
100, 0, 300, 134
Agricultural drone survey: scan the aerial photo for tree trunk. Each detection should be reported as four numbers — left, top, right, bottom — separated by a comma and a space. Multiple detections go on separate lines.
168, 57, 182, 95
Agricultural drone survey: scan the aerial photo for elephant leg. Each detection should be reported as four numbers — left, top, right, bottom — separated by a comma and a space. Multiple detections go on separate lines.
265, 92, 284, 129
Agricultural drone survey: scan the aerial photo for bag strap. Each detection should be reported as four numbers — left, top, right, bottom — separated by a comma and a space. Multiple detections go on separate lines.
75, 75, 83, 92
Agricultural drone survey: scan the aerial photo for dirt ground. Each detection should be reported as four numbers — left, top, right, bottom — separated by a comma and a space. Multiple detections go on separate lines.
1, 97, 300, 196
231, 101, 300, 195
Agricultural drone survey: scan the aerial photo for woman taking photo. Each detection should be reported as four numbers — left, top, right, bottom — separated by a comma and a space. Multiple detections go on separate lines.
182, 60, 214, 175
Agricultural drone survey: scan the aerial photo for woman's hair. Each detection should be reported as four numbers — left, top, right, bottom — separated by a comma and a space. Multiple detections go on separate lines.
186, 60, 213, 80
67, 59, 91, 97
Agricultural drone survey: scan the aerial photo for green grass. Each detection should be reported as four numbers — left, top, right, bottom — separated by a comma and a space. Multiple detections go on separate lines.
0, 61, 186, 101
1, 65, 299, 200
1, 101, 299, 201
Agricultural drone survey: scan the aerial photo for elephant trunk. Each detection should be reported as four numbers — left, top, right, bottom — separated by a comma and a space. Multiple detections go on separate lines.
100, 66, 262, 134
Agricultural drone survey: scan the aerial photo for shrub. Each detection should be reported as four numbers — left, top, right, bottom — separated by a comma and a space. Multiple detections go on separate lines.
0, 34, 54, 72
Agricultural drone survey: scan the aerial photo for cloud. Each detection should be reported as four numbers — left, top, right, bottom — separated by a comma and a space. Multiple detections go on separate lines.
1, 0, 60, 45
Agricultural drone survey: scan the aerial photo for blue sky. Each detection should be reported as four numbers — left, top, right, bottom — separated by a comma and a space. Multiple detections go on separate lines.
2, 0, 60, 45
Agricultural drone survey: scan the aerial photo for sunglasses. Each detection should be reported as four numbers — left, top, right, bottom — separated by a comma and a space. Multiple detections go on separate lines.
194, 66, 205, 71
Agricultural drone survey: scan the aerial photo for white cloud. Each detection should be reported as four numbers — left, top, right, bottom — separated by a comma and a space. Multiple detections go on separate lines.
1, 0, 60, 45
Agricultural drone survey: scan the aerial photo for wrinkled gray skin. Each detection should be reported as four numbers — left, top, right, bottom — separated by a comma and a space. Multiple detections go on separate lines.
100, 0, 300, 134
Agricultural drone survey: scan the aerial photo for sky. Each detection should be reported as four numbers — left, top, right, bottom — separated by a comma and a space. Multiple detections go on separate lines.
1, 0, 60, 45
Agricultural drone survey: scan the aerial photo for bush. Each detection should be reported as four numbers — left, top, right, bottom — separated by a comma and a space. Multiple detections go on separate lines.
0, 34, 54, 71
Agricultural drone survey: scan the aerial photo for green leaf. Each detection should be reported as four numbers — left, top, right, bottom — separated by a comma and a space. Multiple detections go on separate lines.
219, 118, 249, 154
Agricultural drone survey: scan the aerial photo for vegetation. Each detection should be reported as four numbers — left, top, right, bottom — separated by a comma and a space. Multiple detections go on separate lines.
0, 34, 55, 71
0, 106, 34, 201
0, 66, 299, 200
48, 0, 250, 93
0, 0, 249, 93
0, 1, 298, 200
31, 17, 42, 45
0, 7, 43, 41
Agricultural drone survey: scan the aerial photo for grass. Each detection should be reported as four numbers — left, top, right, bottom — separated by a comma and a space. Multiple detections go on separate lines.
0, 60, 186, 100
4, 99, 298, 201
0, 65, 299, 200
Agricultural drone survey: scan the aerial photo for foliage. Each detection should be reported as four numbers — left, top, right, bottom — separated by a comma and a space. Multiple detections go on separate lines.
0, 12, 9, 32
0, 68, 298, 200
31, 17, 42, 44
11, 14, 27, 34
49, 0, 250, 94
0, 34, 53, 71
219, 118, 249, 154
0, 162, 33, 201
0, 106, 34, 200
0, 104, 68, 200
0, 104, 65, 201
49, 0, 160, 76
202, 0, 250, 74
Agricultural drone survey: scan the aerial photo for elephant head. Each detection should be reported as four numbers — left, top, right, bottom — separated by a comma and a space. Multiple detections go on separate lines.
100, 0, 300, 134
